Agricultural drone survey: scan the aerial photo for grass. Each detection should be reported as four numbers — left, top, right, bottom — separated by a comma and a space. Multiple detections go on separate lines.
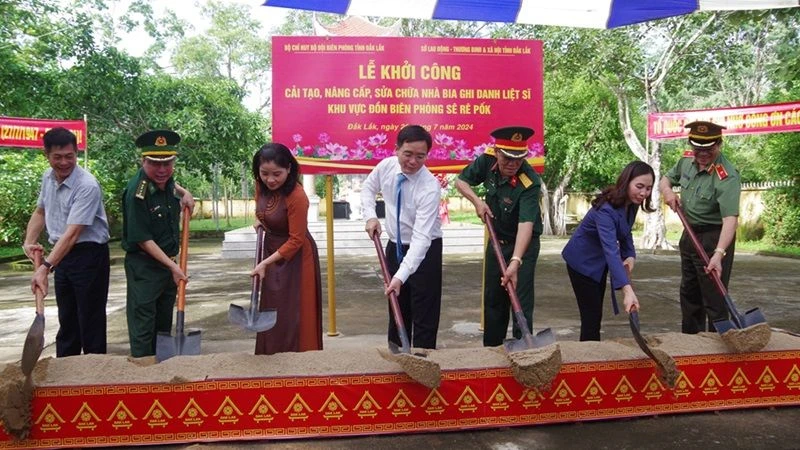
448, 210, 484, 225
189, 216, 252, 232
0, 246, 23, 259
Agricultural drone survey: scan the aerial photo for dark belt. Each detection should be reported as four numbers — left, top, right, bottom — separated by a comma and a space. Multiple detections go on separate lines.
71, 241, 108, 250
691, 223, 722, 233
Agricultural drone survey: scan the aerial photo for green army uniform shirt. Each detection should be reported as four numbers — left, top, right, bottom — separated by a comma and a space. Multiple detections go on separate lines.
121, 168, 181, 256
665, 152, 741, 226
458, 152, 543, 241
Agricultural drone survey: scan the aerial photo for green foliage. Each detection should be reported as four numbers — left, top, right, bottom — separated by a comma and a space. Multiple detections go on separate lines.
762, 187, 800, 247
0, 151, 49, 245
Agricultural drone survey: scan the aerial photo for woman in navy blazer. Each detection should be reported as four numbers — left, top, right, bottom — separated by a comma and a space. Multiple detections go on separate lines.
562, 161, 656, 341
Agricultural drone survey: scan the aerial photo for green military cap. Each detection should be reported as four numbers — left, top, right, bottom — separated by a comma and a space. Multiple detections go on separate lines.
136, 129, 180, 161
490, 126, 534, 159
685, 121, 725, 148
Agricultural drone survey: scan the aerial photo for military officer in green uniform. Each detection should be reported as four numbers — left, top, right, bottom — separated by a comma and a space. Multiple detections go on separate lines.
122, 130, 194, 357
455, 126, 543, 347
659, 121, 741, 334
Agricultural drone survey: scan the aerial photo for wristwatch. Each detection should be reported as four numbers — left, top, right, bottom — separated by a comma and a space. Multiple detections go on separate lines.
510, 256, 523, 266
713, 248, 726, 257
42, 260, 54, 272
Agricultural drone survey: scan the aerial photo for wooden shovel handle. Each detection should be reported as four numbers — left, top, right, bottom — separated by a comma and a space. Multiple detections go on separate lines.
176, 206, 190, 312
371, 232, 410, 350
484, 214, 524, 314
674, 206, 729, 298
33, 250, 45, 315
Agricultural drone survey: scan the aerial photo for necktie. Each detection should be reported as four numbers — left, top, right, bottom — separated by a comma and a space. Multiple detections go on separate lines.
396, 173, 407, 263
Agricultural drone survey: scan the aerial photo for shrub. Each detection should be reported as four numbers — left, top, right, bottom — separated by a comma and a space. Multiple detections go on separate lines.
762, 186, 800, 247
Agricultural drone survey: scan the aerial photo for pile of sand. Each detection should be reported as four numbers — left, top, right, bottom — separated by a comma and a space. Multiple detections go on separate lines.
2, 331, 798, 440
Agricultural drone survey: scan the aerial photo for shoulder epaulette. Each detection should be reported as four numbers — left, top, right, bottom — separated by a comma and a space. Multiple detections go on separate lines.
715, 164, 729, 180
682, 150, 694, 158
135, 179, 148, 200
484, 147, 496, 157
518, 173, 533, 188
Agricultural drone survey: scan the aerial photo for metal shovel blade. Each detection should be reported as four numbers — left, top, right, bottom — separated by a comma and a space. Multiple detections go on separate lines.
228, 304, 277, 332
503, 327, 556, 353
21, 313, 45, 377
629, 311, 658, 361
155, 329, 202, 362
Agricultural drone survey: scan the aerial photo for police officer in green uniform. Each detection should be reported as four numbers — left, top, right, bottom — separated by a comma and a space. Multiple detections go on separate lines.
455, 126, 543, 347
122, 130, 194, 357
659, 121, 741, 334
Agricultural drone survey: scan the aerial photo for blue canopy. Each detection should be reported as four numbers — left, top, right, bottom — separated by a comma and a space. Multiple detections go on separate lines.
263, 0, 798, 29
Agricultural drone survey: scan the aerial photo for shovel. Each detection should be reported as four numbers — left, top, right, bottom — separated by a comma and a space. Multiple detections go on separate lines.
484, 216, 555, 351
371, 232, 441, 389
156, 206, 201, 362
629, 310, 679, 388
675, 206, 766, 331
21, 250, 46, 386
228, 225, 277, 332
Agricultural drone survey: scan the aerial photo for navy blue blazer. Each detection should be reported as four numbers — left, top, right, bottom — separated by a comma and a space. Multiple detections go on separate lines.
562, 202, 637, 290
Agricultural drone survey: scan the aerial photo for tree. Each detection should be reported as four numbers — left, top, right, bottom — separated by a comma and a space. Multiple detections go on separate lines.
172, 0, 273, 112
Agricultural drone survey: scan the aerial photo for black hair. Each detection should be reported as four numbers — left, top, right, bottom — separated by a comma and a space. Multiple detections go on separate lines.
43, 127, 78, 154
396, 125, 432, 151
251, 142, 300, 197
592, 161, 656, 212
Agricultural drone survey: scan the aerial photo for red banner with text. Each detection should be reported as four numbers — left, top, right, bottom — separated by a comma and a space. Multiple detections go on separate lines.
0, 117, 87, 151
648, 101, 800, 140
272, 36, 544, 174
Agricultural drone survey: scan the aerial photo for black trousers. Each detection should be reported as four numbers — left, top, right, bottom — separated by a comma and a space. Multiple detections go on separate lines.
566, 264, 607, 341
679, 226, 735, 333
385, 238, 442, 349
53, 242, 110, 356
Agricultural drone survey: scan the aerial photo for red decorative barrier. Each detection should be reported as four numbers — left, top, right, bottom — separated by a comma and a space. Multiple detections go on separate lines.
3, 351, 799, 448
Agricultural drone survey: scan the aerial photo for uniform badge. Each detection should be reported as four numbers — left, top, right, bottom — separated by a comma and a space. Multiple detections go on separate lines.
503, 197, 513, 205
518, 173, 533, 188
682, 149, 694, 158
715, 164, 729, 180
510, 176, 518, 187
135, 179, 148, 200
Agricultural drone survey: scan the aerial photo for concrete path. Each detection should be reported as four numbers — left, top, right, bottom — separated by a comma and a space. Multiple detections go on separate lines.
1, 237, 798, 449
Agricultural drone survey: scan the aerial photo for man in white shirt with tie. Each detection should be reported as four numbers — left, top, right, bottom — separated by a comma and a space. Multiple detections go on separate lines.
362, 125, 444, 349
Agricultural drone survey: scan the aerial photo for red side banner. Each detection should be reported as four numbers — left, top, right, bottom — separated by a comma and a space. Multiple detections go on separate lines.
0, 117, 87, 151
2, 352, 799, 448
272, 36, 544, 174
648, 101, 800, 140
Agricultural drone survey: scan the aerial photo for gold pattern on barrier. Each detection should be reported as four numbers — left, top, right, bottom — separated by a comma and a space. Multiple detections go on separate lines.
35, 404, 65, 432
107, 401, 137, 429
581, 378, 607, 404
144, 400, 173, 428
518, 388, 545, 409
249, 395, 278, 423
71, 402, 101, 431
756, 366, 779, 392
455, 386, 482, 413
784, 365, 800, 390
612, 376, 637, 402
489, 384, 514, 411
700, 370, 723, 395
319, 392, 348, 420
550, 380, 577, 406
388, 390, 416, 417
179, 398, 208, 426
673, 371, 695, 398
727, 368, 752, 394
284, 394, 313, 421
422, 389, 449, 415
214, 396, 244, 424
354, 391, 382, 419
642, 374, 667, 400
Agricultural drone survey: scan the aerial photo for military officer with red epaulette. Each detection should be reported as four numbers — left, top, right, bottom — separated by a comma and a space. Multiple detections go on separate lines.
455, 126, 543, 347
659, 121, 741, 334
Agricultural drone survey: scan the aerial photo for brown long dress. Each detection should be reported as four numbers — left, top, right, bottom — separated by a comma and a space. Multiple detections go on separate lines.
255, 183, 323, 354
